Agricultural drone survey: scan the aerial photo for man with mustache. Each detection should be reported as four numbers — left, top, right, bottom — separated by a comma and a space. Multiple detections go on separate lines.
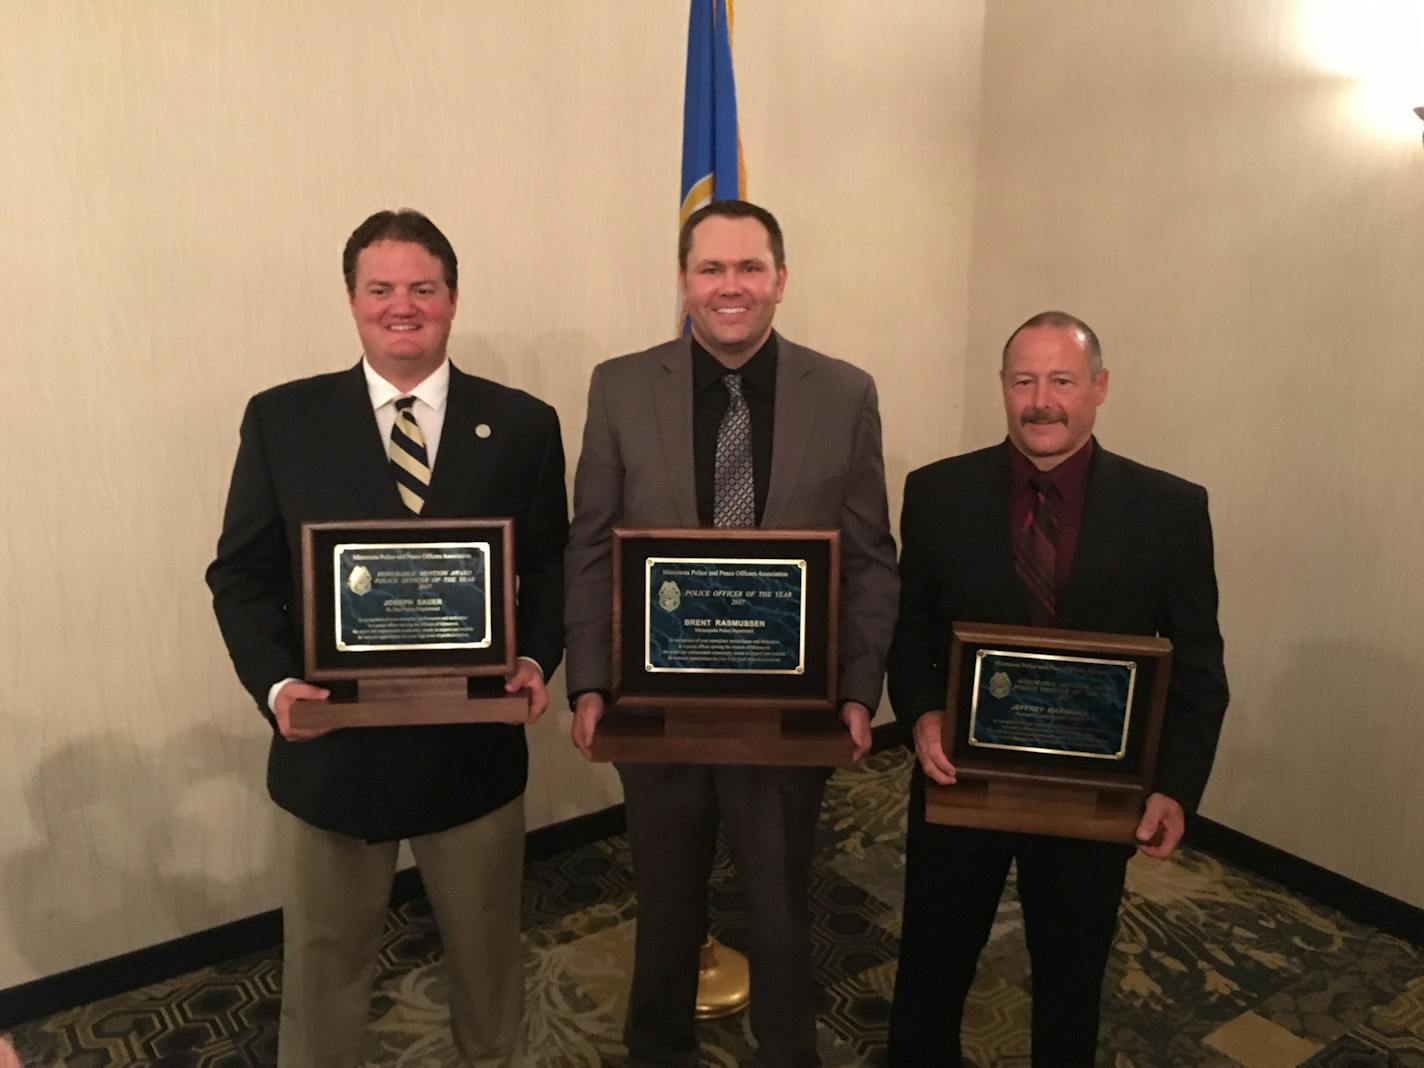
885, 311, 1228, 1065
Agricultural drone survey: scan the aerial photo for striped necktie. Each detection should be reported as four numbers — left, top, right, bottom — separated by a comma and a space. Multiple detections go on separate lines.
713, 374, 755, 528
1015, 474, 1058, 626
389, 396, 431, 515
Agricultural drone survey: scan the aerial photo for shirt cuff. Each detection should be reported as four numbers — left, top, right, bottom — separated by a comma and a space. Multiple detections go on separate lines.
516, 656, 546, 681
267, 677, 301, 713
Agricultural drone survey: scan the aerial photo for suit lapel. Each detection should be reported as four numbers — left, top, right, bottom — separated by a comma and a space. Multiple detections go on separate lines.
318, 364, 405, 513
652, 338, 700, 526
423, 365, 499, 517
1059, 445, 1131, 622
763, 335, 817, 527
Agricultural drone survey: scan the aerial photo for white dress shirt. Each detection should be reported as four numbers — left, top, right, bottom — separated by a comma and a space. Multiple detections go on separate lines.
363, 355, 450, 466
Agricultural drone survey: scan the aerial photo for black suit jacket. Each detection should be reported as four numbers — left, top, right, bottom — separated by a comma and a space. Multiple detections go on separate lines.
887, 441, 1228, 811
206, 362, 567, 841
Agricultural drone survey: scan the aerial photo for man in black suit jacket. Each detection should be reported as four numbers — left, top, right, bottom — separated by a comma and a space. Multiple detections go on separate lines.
206, 210, 566, 1068
886, 311, 1228, 1066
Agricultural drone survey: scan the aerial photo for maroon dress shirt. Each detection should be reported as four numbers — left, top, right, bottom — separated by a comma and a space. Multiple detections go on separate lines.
1007, 437, 1095, 614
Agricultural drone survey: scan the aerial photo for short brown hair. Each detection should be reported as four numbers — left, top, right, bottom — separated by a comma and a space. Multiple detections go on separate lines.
678, 199, 785, 271
342, 210, 458, 295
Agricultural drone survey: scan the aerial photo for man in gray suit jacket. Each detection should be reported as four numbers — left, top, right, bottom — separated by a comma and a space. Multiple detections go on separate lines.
563, 200, 899, 1068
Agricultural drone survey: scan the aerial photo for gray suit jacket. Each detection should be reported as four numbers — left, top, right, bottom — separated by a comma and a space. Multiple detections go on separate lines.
564, 333, 899, 708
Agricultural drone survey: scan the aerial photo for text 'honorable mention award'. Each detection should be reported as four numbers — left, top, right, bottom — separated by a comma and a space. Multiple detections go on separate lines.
645, 557, 807, 674
294, 518, 518, 728
334, 542, 491, 652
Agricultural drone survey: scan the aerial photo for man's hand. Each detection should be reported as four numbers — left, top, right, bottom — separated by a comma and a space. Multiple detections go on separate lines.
273, 681, 333, 743
841, 701, 873, 762
571, 691, 606, 760
912, 710, 957, 785
505, 660, 549, 723
1135, 792, 1186, 859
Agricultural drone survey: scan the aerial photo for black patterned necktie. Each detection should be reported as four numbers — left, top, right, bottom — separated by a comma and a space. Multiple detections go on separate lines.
713, 374, 755, 528
1015, 474, 1058, 626
389, 396, 432, 515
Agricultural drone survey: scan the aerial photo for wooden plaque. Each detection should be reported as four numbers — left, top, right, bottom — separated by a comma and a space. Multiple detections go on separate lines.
925, 622, 1171, 842
590, 528, 851, 766
290, 518, 525, 729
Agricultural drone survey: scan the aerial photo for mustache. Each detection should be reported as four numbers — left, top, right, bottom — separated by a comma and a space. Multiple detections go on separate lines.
1021, 407, 1067, 426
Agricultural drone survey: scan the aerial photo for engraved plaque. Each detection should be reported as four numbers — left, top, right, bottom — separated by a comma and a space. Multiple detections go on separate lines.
644, 557, 806, 674
924, 622, 1172, 843
611, 529, 838, 711
334, 542, 491, 652
967, 650, 1134, 759
291, 519, 523, 729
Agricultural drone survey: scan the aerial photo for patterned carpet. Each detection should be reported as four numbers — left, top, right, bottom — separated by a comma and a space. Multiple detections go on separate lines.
8, 749, 1423, 1066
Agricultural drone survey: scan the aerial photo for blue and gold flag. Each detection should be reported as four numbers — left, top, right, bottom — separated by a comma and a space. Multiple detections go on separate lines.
680, 0, 744, 226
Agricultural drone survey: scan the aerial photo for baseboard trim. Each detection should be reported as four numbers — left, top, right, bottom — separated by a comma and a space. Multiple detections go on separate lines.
1185, 815, 1423, 948
0, 802, 628, 1028
528, 803, 626, 863
14, 769, 1413, 1028
874, 721, 1422, 947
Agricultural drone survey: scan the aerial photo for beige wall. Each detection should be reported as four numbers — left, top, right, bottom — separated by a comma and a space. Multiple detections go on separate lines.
0, 2, 982, 989
17, 0, 1417, 1000
963, 2, 1424, 907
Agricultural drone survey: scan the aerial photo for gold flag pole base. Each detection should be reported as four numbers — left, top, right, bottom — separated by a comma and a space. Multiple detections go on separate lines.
693, 937, 750, 1019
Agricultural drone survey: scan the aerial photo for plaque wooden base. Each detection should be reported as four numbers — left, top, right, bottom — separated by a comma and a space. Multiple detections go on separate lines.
925, 779, 1143, 844
289, 677, 528, 730
589, 707, 853, 767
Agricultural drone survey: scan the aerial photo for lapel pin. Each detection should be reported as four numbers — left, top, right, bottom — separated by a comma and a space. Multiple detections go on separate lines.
475, 423, 492, 439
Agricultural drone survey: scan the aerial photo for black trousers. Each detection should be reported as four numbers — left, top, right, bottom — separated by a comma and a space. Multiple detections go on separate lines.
888, 771, 1133, 1067
617, 762, 829, 1068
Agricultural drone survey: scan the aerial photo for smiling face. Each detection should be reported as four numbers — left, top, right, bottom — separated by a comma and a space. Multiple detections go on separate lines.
349, 240, 457, 389
1001, 323, 1109, 469
679, 215, 787, 367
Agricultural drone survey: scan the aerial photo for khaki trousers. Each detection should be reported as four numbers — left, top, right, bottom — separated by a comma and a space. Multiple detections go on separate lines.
277, 796, 526, 1068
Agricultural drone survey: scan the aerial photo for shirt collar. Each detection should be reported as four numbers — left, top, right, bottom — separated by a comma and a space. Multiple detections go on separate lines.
1007, 435, 1095, 495
691, 332, 779, 395
362, 357, 451, 413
